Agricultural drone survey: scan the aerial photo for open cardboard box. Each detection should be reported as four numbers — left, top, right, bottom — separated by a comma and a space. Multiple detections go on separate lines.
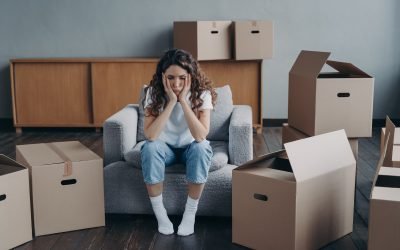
232, 130, 356, 249
288, 50, 374, 138
0, 154, 32, 249
369, 117, 400, 250
16, 141, 105, 236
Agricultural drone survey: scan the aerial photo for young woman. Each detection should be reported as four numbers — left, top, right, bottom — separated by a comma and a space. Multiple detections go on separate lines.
141, 49, 217, 236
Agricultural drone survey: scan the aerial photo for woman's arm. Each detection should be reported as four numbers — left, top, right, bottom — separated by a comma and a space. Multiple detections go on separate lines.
180, 101, 210, 142
179, 74, 210, 142
144, 74, 178, 141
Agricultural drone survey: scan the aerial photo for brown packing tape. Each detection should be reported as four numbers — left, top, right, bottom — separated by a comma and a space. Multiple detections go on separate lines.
63, 161, 72, 177
47, 143, 74, 177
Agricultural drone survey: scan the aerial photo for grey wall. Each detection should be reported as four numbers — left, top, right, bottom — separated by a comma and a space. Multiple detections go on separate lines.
1, 0, 399, 119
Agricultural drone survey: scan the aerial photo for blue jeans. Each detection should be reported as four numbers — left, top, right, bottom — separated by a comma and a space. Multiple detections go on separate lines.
141, 139, 213, 184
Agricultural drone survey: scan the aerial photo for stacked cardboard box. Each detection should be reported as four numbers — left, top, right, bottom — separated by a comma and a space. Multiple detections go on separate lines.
369, 117, 400, 250
233, 20, 273, 60
233, 130, 356, 249
0, 155, 32, 249
16, 141, 105, 236
173, 20, 273, 60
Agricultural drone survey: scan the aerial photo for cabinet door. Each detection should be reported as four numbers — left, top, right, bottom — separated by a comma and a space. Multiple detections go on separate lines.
14, 63, 91, 126
91, 62, 157, 125
200, 61, 262, 125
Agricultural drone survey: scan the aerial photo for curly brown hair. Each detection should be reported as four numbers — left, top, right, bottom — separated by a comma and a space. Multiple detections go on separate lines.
143, 48, 217, 117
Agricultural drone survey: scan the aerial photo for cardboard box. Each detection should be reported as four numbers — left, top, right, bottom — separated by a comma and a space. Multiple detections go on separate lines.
233, 130, 356, 250
0, 154, 32, 249
288, 50, 374, 138
173, 21, 232, 60
282, 123, 358, 159
16, 141, 105, 236
380, 127, 400, 163
368, 117, 400, 250
233, 20, 273, 60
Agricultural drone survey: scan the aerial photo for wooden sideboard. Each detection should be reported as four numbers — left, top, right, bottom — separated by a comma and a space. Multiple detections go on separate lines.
10, 58, 263, 133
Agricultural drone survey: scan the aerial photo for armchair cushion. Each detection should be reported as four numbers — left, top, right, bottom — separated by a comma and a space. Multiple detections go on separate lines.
124, 140, 229, 172
207, 85, 234, 141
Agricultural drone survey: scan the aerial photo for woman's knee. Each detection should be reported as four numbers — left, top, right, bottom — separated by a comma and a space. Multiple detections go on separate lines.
187, 140, 213, 157
141, 139, 165, 155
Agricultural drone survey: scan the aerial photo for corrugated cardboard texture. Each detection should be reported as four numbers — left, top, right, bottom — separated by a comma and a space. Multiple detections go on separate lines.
234, 20, 273, 60
288, 50, 374, 138
0, 155, 32, 249
233, 130, 356, 249
368, 117, 400, 250
282, 123, 358, 159
16, 141, 105, 236
174, 21, 232, 60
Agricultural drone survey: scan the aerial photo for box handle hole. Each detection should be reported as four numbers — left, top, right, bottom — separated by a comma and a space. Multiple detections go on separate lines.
253, 193, 268, 201
376, 175, 400, 188
251, 30, 260, 34
0, 194, 6, 201
211, 30, 219, 34
337, 92, 350, 98
61, 179, 77, 186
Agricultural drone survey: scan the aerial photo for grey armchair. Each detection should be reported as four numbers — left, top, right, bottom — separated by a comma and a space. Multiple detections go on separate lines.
103, 85, 253, 216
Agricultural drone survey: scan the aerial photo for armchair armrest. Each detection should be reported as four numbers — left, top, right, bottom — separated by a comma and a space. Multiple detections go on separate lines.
229, 105, 253, 165
103, 104, 139, 166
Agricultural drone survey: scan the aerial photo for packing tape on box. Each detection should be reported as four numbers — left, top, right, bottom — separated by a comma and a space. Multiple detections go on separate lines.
47, 143, 74, 177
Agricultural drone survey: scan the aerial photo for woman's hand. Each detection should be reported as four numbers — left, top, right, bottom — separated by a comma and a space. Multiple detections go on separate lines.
179, 74, 191, 103
162, 73, 177, 104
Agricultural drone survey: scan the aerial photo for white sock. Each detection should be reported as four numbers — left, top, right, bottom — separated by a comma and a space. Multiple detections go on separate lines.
178, 196, 199, 236
150, 194, 174, 235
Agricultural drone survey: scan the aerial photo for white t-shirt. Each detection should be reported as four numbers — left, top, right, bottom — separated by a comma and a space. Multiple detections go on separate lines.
144, 88, 213, 148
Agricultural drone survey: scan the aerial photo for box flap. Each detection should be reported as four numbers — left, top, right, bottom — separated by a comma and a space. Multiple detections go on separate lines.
372, 167, 400, 202
326, 60, 372, 77
395, 128, 400, 144
16, 143, 64, 166
0, 154, 27, 169
383, 117, 397, 167
0, 154, 27, 175
235, 150, 286, 170
284, 130, 355, 182
289, 50, 330, 78
50, 141, 101, 162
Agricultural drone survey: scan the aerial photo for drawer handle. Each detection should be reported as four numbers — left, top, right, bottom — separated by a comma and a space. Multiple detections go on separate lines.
61, 179, 77, 186
337, 92, 350, 98
253, 193, 268, 201
0, 194, 6, 202
251, 30, 260, 34
211, 30, 219, 34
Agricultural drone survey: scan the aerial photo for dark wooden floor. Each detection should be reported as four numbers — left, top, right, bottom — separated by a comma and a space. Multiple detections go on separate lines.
1, 127, 380, 250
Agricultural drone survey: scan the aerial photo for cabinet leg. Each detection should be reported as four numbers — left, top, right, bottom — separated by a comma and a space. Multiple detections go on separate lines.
253, 124, 263, 134
16, 127, 22, 134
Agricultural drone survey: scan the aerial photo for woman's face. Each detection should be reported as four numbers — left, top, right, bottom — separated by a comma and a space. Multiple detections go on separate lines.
164, 65, 188, 96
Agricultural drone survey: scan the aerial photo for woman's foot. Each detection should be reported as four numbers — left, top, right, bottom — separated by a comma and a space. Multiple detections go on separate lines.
150, 194, 174, 235
177, 196, 199, 236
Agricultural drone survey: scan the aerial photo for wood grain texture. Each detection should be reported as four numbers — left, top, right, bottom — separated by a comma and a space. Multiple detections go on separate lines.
13, 63, 92, 125
200, 60, 262, 125
11, 58, 263, 130
91, 62, 156, 125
